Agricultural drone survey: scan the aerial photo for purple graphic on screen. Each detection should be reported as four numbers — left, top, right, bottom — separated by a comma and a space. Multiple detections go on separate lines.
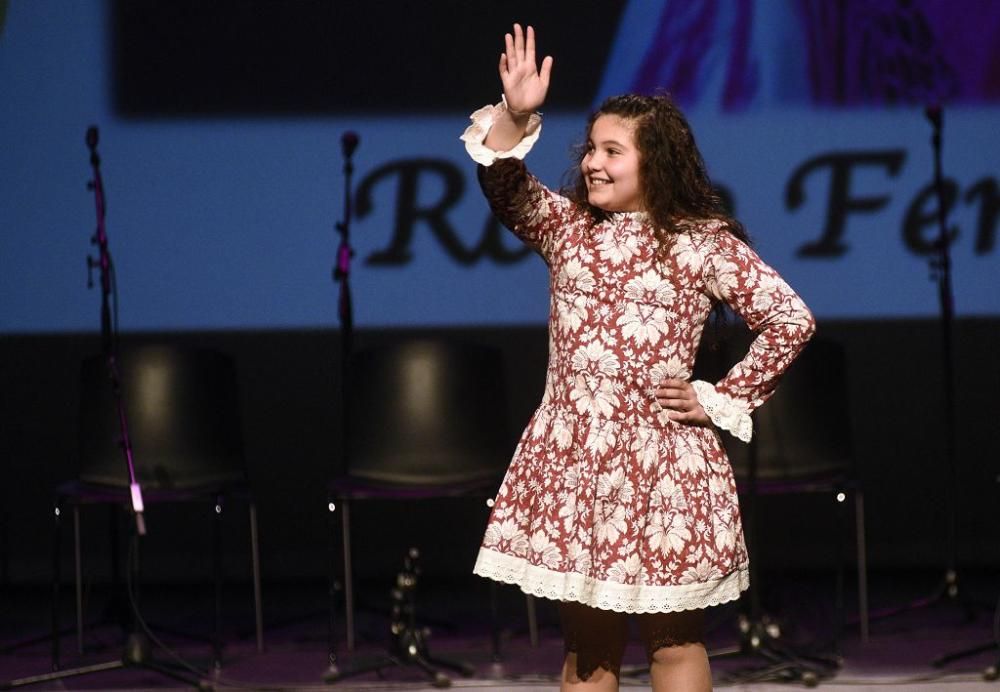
627, 1, 759, 111
797, 0, 1000, 105
600, 0, 1000, 110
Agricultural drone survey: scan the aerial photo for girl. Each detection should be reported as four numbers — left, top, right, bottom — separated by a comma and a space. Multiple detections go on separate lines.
461, 25, 815, 691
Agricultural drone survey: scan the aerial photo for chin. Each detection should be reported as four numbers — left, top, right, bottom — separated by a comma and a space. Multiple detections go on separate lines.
588, 193, 610, 210
591, 199, 621, 213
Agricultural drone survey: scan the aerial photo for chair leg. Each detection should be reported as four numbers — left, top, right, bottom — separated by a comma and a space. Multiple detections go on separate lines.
327, 497, 337, 667
834, 488, 847, 648
213, 495, 224, 669
249, 501, 264, 653
488, 580, 502, 661
525, 594, 539, 648
73, 504, 83, 656
341, 499, 356, 652
489, 585, 540, 658
854, 488, 869, 643
51, 498, 63, 670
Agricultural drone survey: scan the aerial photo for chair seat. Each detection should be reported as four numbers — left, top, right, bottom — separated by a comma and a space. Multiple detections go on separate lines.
56, 479, 251, 505
328, 474, 501, 501
735, 472, 857, 496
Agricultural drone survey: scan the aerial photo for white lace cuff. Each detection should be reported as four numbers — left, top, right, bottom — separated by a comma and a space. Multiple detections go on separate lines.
460, 97, 542, 166
691, 380, 753, 443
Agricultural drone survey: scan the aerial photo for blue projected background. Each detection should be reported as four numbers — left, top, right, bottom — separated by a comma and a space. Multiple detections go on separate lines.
1, 1, 998, 334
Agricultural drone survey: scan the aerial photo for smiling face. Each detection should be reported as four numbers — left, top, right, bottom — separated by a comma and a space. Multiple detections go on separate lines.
581, 114, 644, 213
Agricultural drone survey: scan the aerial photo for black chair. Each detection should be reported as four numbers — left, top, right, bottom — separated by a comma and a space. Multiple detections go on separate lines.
722, 337, 869, 644
52, 345, 263, 669
326, 338, 538, 683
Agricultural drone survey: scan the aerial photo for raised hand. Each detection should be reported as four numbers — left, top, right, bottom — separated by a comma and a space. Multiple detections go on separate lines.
499, 24, 553, 115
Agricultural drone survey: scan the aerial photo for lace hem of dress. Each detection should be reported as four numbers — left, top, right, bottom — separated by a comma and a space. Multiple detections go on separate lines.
690, 380, 753, 443
473, 549, 749, 614
460, 97, 542, 166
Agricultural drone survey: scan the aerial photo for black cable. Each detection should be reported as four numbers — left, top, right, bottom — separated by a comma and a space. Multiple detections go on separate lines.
122, 540, 202, 676
993, 590, 1000, 648
109, 256, 119, 356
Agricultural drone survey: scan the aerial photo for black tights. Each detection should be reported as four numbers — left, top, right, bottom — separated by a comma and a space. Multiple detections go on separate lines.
560, 601, 705, 681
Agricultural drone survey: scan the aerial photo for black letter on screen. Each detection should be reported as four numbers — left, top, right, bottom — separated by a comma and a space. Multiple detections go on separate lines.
902, 179, 959, 254
358, 159, 469, 265
785, 150, 906, 257
357, 159, 531, 266
965, 178, 999, 255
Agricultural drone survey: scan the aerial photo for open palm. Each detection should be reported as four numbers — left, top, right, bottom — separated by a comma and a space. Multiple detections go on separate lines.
499, 24, 553, 114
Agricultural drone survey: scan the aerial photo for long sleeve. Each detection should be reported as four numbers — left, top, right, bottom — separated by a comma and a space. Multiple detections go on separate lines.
476, 160, 576, 260
461, 101, 576, 260
691, 230, 816, 442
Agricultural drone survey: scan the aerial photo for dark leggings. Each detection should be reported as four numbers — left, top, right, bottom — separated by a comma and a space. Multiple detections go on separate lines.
560, 601, 706, 681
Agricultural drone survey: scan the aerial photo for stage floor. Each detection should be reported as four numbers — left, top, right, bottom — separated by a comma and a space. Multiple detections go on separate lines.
2, 569, 998, 690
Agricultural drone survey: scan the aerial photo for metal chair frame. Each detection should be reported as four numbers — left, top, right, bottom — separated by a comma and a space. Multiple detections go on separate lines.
50, 482, 264, 669
50, 344, 265, 669
735, 473, 868, 643
327, 338, 539, 668
327, 477, 538, 655
725, 336, 869, 644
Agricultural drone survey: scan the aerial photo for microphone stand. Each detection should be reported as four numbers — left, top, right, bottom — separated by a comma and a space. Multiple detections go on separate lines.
85, 125, 147, 539
921, 108, 1000, 677
860, 107, 995, 668
927, 104, 961, 609
3, 127, 204, 690
334, 132, 358, 371
325, 131, 358, 681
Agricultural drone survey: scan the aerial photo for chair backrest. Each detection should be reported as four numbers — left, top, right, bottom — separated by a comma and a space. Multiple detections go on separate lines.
345, 339, 511, 485
78, 345, 246, 489
722, 337, 854, 481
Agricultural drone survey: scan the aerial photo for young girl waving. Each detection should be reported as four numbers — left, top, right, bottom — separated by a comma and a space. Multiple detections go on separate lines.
462, 24, 815, 691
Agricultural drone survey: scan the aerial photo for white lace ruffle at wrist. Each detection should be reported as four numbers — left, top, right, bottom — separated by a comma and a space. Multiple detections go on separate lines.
690, 380, 753, 443
460, 97, 542, 166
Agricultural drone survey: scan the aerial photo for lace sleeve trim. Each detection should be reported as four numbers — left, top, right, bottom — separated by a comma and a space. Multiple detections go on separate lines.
691, 380, 753, 443
460, 97, 542, 166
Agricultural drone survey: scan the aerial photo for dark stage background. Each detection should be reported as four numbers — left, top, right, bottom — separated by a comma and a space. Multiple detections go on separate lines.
1, 319, 999, 589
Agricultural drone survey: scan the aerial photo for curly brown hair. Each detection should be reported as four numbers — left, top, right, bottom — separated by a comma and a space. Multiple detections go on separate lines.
564, 93, 750, 252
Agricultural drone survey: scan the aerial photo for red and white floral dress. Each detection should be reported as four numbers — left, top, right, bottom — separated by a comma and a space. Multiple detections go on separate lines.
461, 103, 815, 614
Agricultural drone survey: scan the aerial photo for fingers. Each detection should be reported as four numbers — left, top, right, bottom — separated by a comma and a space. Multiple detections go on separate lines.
660, 378, 689, 388
499, 23, 552, 109
653, 378, 698, 410
650, 378, 711, 427
505, 23, 548, 72
539, 55, 554, 88
504, 24, 523, 71
504, 30, 515, 69
655, 386, 695, 400
665, 409, 697, 422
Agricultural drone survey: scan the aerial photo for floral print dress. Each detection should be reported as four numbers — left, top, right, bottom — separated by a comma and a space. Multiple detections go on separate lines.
461, 103, 815, 614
